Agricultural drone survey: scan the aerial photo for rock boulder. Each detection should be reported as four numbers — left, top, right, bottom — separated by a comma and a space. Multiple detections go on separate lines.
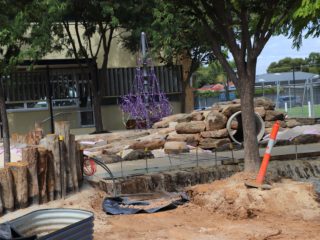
265, 110, 285, 121
254, 97, 275, 110
164, 141, 189, 154
205, 111, 227, 131
199, 138, 231, 149
200, 128, 229, 138
175, 121, 206, 134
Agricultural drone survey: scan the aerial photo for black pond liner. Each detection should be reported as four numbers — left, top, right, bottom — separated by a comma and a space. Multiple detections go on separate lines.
103, 193, 189, 215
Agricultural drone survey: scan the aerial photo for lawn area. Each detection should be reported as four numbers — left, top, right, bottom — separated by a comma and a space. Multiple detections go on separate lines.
279, 104, 320, 118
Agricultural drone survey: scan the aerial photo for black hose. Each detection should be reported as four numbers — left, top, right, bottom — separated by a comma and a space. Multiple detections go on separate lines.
87, 156, 117, 197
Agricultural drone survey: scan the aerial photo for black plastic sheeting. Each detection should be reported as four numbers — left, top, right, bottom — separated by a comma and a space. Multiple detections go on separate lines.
103, 193, 189, 215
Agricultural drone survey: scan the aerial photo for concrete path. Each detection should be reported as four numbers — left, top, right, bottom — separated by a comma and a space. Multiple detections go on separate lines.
89, 143, 320, 180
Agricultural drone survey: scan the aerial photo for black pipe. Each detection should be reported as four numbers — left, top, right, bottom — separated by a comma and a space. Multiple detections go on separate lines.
46, 66, 54, 133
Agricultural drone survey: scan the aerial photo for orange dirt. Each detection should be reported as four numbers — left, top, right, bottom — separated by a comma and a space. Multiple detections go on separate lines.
1, 173, 320, 240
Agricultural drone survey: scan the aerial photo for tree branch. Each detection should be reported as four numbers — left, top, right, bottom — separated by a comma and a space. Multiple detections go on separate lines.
63, 21, 79, 59
74, 20, 88, 59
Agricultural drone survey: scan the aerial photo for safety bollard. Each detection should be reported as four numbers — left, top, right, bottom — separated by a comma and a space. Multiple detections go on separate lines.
256, 120, 280, 185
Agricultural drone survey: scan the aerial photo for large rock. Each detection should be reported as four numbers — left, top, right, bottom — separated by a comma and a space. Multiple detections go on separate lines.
293, 118, 317, 125
164, 141, 189, 154
205, 111, 227, 131
152, 114, 187, 128
221, 104, 241, 117
254, 97, 275, 110
177, 114, 193, 123
265, 110, 285, 121
121, 149, 154, 161
129, 139, 165, 150
191, 112, 204, 121
99, 154, 122, 164
254, 107, 266, 118
285, 119, 302, 128
175, 121, 206, 134
292, 134, 320, 144
137, 133, 167, 142
157, 127, 176, 134
200, 129, 229, 138
199, 138, 231, 149
167, 133, 200, 143
265, 120, 287, 128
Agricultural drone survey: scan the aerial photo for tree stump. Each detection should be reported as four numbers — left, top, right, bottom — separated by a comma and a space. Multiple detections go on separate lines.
0, 167, 14, 212
7, 162, 29, 209
22, 147, 39, 205
55, 121, 73, 192
45, 134, 61, 200
37, 147, 48, 203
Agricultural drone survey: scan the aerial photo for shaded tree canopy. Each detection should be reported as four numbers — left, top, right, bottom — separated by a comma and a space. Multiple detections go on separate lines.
196, 60, 236, 88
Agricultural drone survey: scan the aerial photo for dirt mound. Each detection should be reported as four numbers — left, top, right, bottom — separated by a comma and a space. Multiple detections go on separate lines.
188, 172, 320, 220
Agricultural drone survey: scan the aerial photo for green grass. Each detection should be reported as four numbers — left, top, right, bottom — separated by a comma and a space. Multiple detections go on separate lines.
279, 104, 320, 118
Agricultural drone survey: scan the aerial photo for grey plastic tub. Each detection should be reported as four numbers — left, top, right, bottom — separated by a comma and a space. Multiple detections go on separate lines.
8, 208, 94, 240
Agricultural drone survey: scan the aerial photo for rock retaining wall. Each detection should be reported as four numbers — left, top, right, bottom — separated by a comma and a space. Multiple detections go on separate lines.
91, 158, 320, 195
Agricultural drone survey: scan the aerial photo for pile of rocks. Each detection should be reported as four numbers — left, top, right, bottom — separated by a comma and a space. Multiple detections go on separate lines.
80, 97, 319, 162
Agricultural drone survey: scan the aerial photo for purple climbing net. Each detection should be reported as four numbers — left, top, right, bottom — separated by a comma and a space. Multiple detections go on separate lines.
120, 33, 172, 128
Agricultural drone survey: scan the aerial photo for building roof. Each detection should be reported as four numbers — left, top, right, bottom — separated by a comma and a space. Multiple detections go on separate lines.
256, 71, 319, 84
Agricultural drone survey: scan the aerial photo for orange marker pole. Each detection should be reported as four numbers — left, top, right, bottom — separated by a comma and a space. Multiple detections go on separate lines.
256, 120, 280, 185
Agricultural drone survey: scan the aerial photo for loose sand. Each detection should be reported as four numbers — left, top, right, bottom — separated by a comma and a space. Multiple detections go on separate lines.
1, 173, 320, 240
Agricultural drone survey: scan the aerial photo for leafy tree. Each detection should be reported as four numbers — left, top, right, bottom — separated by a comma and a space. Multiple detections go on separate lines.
285, 0, 320, 48
37, 0, 131, 132
306, 52, 320, 73
171, 0, 307, 171
121, 1, 215, 113
267, 52, 320, 73
267, 57, 308, 73
0, 0, 58, 163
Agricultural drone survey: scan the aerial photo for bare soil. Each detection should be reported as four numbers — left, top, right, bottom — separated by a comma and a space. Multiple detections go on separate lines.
1, 174, 320, 240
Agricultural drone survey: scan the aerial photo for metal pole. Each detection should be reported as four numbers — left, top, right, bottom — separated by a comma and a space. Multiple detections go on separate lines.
141, 32, 150, 128
46, 66, 54, 133
293, 66, 296, 105
310, 77, 315, 117
276, 80, 280, 109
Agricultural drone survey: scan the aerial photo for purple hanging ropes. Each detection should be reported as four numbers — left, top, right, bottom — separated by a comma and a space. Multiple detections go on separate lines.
120, 32, 172, 129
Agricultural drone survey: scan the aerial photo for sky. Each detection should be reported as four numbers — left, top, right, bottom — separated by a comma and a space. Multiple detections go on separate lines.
256, 35, 320, 74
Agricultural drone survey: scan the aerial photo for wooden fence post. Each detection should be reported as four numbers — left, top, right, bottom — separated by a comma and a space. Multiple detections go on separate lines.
7, 162, 29, 209
22, 147, 39, 205
0, 167, 14, 212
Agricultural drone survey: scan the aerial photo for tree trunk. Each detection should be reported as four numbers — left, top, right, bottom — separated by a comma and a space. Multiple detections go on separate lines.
180, 53, 194, 113
238, 70, 260, 172
0, 80, 10, 163
90, 63, 104, 132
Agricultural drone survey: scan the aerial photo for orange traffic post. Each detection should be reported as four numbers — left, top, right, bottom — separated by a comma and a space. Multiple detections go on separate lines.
256, 120, 280, 185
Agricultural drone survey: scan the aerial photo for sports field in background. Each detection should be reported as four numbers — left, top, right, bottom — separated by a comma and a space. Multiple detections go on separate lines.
279, 104, 320, 118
